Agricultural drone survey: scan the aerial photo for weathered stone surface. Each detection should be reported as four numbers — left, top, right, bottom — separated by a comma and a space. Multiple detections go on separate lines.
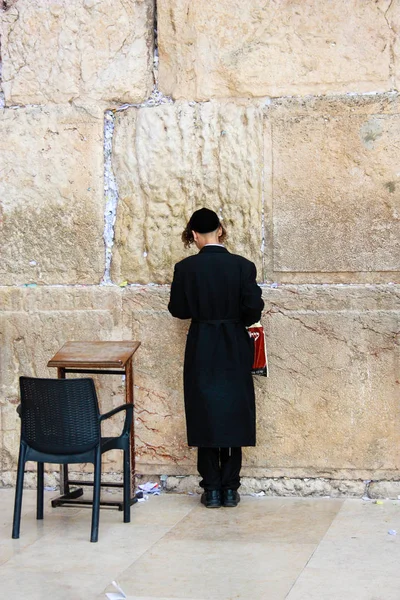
158, 0, 391, 100
240, 477, 366, 498
166, 475, 201, 494
388, 1, 400, 92
165, 475, 366, 497
124, 287, 193, 470
369, 481, 400, 499
1, 0, 154, 106
0, 286, 128, 398
4, 472, 398, 497
111, 101, 263, 284
0, 286, 130, 472
251, 285, 400, 479
1, 284, 399, 483
0, 285, 192, 475
0, 468, 125, 488
0, 106, 104, 285
122, 284, 400, 480
267, 94, 400, 282
0, 468, 60, 489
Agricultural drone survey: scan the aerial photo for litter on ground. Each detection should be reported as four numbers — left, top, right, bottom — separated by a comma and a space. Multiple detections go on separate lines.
137, 482, 160, 495
105, 580, 126, 600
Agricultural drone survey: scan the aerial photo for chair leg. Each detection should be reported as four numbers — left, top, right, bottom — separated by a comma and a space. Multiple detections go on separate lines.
123, 445, 131, 523
12, 444, 27, 539
90, 448, 101, 543
61, 463, 70, 496
37, 462, 44, 520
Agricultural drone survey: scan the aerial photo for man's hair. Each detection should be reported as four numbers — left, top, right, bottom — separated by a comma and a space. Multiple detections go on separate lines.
181, 223, 227, 249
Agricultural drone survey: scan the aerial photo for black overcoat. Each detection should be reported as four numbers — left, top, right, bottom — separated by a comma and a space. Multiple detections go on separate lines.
168, 246, 264, 447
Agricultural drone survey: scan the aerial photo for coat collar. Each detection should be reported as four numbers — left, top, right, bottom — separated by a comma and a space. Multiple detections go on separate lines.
199, 245, 229, 254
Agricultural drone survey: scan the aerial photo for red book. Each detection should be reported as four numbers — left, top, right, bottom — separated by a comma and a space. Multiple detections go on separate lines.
247, 322, 269, 377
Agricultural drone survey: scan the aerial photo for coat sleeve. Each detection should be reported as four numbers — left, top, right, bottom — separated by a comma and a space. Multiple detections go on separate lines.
240, 262, 264, 327
168, 264, 192, 319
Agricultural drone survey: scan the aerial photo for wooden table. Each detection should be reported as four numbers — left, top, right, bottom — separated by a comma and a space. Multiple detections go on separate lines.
47, 341, 141, 511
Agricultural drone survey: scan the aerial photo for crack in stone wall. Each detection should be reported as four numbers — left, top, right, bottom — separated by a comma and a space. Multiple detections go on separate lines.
2, 2, 17, 10
111, 0, 173, 113
261, 127, 266, 281
153, 0, 159, 85
0, 18, 4, 109
101, 0, 173, 284
381, 0, 396, 90
101, 110, 119, 285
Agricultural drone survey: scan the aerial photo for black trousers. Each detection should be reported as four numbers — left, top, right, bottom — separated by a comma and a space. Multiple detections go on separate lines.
197, 447, 242, 491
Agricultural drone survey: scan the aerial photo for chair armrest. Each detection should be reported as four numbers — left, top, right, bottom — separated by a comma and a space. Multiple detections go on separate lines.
99, 404, 133, 437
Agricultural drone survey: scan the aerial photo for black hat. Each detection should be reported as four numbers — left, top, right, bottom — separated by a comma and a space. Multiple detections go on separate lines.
188, 208, 220, 234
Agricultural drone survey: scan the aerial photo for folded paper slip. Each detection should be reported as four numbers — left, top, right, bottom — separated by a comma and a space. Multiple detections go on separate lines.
105, 581, 126, 600
138, 482, 160, 494
247, 322, 269, 377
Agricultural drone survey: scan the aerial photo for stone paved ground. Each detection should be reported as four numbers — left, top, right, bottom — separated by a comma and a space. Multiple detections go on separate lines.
1, 489, 400, 599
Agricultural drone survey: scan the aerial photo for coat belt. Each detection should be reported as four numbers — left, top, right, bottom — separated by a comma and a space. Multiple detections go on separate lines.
191, 318, 241, 325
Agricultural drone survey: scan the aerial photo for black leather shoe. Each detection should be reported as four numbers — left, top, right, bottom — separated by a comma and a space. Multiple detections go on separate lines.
201, 490, 221, 508
222, 489, 240, 507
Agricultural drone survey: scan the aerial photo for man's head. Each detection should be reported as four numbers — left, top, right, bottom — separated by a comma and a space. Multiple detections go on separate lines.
182, 208, 227, 249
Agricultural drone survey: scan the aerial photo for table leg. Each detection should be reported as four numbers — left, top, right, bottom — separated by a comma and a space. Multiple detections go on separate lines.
125, 358, 135, 494
57, 368, 70, 496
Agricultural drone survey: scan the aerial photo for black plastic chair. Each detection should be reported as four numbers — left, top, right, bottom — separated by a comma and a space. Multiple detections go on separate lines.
12, 376, 133, 542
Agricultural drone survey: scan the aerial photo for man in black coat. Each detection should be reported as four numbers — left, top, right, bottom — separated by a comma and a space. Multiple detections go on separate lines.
168, 208, 264, 508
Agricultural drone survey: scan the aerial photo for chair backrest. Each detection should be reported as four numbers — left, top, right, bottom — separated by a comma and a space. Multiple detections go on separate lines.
19, 377, 100, 455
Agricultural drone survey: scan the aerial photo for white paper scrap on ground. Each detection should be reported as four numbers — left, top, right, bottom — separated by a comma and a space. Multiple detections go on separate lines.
138, 482, 160, 494
388, 529, 397, 536
105, 580, 127, 600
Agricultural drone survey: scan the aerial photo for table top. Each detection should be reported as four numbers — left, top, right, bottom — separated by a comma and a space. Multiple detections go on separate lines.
47, 341, 141, 369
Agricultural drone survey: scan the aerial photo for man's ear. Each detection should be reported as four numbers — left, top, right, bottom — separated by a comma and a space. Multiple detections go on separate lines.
192, 230, 198, 242
217, 226, 223, 238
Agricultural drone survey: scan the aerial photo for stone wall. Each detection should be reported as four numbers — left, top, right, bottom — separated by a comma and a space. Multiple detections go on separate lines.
0, 0, 399, 495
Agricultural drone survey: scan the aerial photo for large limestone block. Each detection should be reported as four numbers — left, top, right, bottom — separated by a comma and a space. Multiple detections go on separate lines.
158, 0, 391, 100
267, 94, 400, 283
0, 286, 130, 471
0, 285, 128, 398
0, 106, 104, 285
112, 101, 263, 284
2, 284, 399, 481
0, 285, 192, 475
1, 0, 154, 106
125, 284, 400, 480
247, 284, 400, 479
123, 287, 195, 472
